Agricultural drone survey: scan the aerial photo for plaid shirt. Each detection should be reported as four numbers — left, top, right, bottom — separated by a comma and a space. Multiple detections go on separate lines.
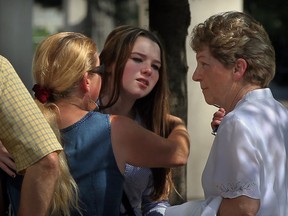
0, 55, 62, 172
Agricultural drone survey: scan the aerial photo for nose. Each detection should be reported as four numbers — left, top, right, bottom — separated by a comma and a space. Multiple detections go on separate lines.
192, 68, 201, 82
140, 67, 152, 76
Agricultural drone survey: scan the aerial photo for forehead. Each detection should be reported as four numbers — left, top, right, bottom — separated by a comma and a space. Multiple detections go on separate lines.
196, 46, 212, 60
132, 36, 161, 60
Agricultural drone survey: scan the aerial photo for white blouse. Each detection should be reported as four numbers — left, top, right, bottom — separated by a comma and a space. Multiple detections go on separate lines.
166, 88, 288, 216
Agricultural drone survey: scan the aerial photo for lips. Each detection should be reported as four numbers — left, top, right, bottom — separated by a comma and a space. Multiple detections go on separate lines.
201, 87, 208, 94
136, 78, 149, 87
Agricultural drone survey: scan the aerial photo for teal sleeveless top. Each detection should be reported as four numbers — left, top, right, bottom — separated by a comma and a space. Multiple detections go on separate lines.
62, 111, 124, 216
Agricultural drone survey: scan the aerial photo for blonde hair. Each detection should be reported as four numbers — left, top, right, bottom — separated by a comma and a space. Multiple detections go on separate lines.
32, 32, 99, 215
33, 32, 98, 97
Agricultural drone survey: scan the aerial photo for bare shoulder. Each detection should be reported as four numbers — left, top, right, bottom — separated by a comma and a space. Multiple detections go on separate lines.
109, 114, 141, 139
109, 114, 134, 127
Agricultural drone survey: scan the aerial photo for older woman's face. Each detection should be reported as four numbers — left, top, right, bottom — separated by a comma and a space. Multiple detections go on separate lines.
192, 46, 235, 107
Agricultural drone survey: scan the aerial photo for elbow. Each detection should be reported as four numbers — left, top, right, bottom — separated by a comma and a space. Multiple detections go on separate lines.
170, 145, 190, 167
169, 133, 190, 167
178, 154, 189, 166
34, 151, 60, 177
174, 159, 187, 167
172, 151, 189, 166
166, 126, 190, 167
175, 142, 190, 166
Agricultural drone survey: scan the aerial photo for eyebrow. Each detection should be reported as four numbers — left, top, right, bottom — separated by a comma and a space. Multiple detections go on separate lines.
196, 53, 206, 59
131, 52, 161, 65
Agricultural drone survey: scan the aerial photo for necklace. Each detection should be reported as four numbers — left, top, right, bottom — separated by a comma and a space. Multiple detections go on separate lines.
59, 101, 87, 111
63, 100, 98, 112
68, 102, 86, 110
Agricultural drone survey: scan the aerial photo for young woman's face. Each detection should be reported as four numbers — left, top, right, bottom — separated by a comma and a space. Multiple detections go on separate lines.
121, 36, 161, 101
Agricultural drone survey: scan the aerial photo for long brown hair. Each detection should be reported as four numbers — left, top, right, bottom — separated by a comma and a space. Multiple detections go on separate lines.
99, 25, 173, 200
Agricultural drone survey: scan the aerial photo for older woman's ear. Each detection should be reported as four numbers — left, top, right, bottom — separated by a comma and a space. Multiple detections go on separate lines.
233, 58, 247, 80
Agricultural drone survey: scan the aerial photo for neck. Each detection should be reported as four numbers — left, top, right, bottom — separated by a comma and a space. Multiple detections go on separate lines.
57, 98, 87, 111
103, 96, 136, 119
59, 97, 97, 112
66, 102, 86, 110
55, 100, 89, 129
226, 84, 260, 113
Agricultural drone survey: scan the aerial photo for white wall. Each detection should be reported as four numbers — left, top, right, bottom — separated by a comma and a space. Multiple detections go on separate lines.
186, 0, 243, 200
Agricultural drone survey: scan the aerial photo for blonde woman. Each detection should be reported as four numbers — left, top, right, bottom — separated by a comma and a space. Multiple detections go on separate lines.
3, 32, 189, 216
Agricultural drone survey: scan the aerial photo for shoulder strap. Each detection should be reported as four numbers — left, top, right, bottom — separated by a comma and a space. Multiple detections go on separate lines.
121, 190, 136, 216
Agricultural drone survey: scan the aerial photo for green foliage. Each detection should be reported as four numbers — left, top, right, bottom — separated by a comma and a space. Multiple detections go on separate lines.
32, 27, 51, 50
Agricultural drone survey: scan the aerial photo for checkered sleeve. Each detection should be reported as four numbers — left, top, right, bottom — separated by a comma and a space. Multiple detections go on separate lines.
0, 55, 63, 172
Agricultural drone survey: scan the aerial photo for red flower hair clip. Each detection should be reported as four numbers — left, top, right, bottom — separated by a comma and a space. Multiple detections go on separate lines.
32, 84, 51, 104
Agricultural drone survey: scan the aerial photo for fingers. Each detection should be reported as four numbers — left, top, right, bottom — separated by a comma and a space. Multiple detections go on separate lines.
213, 108, 225, 121
211, 108, 226, 130
0, 140, 16, 177
0, 159, 16, 177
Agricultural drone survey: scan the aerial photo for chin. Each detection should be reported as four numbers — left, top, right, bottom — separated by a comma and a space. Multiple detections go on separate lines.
206, 100, 219, 107
134, 91, 149, 98
204, 98, 213, 105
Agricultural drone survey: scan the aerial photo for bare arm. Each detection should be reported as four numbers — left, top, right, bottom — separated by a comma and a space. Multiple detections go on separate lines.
111, 115, 190, 172
218, 196, 260, 216
18, 152, 60, 216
